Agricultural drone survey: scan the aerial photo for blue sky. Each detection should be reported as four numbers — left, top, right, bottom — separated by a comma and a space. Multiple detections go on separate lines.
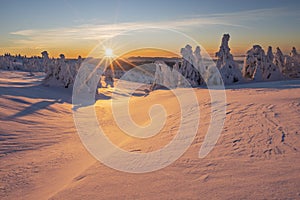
0, 0, 300, 57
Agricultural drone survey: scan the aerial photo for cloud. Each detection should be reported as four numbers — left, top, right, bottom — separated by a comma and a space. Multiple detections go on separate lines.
7, 19, 237, 49
10, 7, 299, 48
213, 7, 298, 22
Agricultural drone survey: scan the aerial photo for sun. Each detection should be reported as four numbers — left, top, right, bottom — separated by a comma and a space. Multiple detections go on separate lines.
104, 48, 114, 57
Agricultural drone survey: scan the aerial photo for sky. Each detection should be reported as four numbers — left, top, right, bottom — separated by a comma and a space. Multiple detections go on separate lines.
0, 0, 300, 58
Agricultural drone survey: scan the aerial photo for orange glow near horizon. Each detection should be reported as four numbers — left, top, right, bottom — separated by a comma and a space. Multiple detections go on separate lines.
120, 48, 180, 58
0, 44, 296, 59
0, 47, 181, 59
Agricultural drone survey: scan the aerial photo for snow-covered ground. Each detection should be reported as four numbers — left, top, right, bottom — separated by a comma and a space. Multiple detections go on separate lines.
1, 70, 300, 199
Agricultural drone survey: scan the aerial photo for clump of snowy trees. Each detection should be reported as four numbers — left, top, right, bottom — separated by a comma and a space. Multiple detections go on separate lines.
0, 53, 45, 72
42, 53, 82, 88
1, 34, 299, 89
0, 52, 110, 88
152, 34, 300, 89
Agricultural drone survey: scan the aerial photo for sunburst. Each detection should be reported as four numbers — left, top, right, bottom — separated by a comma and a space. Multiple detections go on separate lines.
104, 48, 114, 58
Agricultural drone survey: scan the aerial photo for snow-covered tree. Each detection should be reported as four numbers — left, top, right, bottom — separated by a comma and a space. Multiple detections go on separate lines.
243, 45, 281, 81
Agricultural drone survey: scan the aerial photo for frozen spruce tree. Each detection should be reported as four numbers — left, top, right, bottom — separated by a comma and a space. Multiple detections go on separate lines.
243, 45, 265, 81
263, 46, 282, 80
178, 45, 203, 87
42, 51, 52, 79
283, 47, 300, 78
215, 34, 243, 84
58, 54, 74, 88
274, 47, 285, 73
290, 47, 298, 57
43, 53, 65, 87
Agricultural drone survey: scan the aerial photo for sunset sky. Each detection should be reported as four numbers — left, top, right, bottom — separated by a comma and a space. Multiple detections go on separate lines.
0, 0, 300, 58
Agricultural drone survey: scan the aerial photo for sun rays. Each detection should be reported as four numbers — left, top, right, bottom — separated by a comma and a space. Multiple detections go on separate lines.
77, 45, 170, 93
